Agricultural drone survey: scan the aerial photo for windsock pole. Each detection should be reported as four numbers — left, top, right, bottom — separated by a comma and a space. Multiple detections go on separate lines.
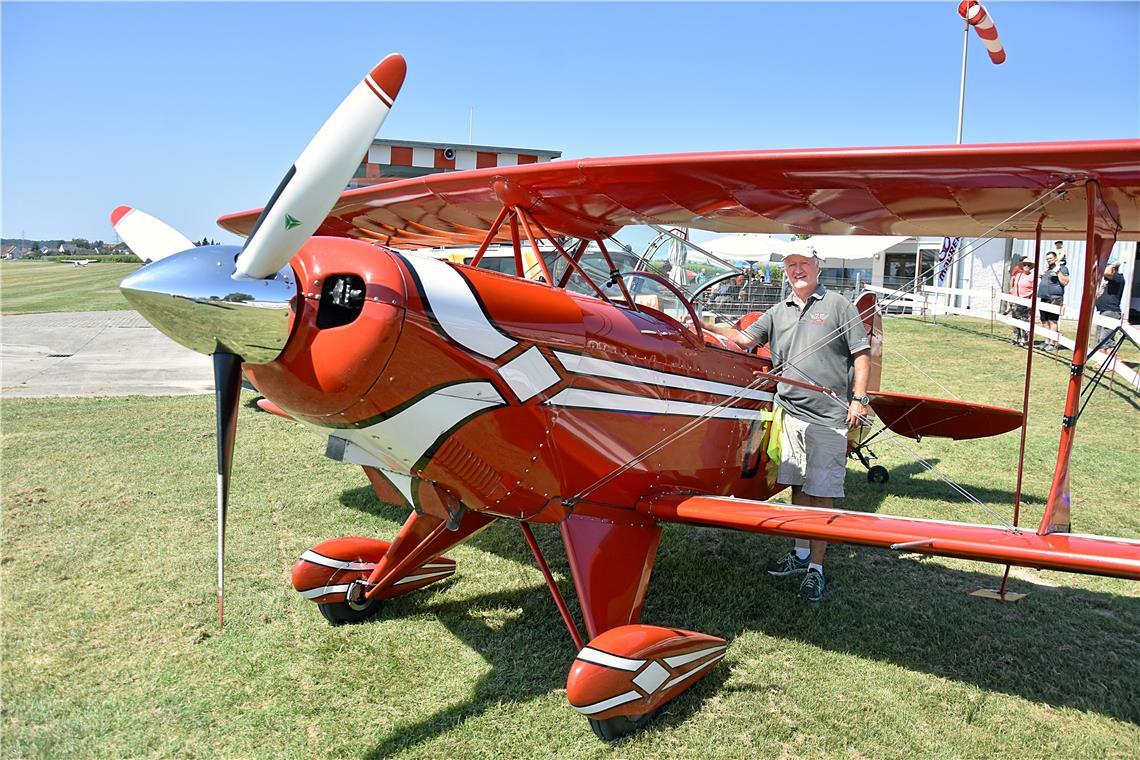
956, 12, 969, 144
956, 1, 1007, 143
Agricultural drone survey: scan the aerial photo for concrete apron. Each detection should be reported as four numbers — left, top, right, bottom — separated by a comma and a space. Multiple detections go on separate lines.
2, 311, 214, 397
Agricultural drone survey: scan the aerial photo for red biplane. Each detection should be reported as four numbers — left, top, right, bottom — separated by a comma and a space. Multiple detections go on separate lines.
114, 54, 1139, 739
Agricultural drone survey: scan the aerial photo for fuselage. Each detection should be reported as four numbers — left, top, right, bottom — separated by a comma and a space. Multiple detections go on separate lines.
245, 237, 783, 523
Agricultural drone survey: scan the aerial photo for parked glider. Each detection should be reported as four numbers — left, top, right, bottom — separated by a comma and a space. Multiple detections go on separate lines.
114, 53, 1140, 739
60, 259, 97, 267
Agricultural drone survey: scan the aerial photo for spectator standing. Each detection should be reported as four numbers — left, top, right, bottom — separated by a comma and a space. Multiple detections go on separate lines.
1009, 256, 1035, 347
1096, 259, 1126, 345
1038, 245, 1070, 352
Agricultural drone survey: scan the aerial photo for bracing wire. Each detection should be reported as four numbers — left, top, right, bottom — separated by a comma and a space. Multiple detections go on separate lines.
568, 181, 1075, 526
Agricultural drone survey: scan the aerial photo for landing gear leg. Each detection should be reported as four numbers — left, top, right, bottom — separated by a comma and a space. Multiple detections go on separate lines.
850, 443, 889, 485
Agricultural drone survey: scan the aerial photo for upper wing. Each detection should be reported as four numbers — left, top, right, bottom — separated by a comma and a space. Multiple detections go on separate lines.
217, 140, 1140, 246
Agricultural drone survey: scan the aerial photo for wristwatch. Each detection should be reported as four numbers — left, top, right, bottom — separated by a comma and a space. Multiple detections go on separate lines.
853, 394, 871, 405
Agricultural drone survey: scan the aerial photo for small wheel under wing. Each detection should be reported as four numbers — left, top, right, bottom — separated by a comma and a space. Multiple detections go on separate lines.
867, 465, 890, 485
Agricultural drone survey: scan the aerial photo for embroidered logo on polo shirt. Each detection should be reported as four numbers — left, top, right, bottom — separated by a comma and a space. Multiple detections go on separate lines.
809, 312, 828, 325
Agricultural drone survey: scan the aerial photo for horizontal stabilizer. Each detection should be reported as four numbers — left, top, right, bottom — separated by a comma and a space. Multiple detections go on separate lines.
870, 391, 1022, 440
642, 495, 1140, 581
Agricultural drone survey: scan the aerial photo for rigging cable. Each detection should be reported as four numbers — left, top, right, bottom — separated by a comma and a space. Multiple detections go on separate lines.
567, 182, 1076, 527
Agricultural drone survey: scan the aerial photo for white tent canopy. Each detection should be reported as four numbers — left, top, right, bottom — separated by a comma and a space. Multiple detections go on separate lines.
785, 235, 909, 268
690, 233, 796, 264
692, 233, 910, 269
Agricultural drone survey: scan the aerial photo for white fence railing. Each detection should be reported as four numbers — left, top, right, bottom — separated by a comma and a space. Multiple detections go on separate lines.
862, 284, 1138, 391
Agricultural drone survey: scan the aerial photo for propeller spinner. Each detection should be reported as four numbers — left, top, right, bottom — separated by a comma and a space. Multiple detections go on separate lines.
115, 53, 407, 625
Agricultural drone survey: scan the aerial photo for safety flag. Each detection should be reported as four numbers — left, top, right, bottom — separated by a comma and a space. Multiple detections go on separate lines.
937, 237, 960, 286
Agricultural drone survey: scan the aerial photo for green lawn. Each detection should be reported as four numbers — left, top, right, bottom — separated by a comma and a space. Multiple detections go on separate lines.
2, 316, 1138, 758
0, 260, 141, 314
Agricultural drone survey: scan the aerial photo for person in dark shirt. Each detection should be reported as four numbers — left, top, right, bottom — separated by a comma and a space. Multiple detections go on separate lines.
1038, 245, 1070, 352
1096, 260, 1126, 345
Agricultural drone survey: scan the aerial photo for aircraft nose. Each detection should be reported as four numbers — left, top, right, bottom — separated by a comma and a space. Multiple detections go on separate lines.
120, 246, 298, 363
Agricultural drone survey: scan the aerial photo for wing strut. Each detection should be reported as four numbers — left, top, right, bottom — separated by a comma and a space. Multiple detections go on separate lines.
1038, 180, 1121, 535
998, 217, 1045, 596
466, 203, 620, 302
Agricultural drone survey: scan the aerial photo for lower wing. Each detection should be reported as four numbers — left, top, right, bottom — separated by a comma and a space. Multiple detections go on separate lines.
643, 494, 1140, 581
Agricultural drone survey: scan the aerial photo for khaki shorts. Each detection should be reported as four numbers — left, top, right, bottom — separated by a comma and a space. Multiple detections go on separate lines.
778, 412, 848, 498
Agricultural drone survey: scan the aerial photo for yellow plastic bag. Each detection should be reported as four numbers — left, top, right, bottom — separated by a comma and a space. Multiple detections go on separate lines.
762, 405, 784, 487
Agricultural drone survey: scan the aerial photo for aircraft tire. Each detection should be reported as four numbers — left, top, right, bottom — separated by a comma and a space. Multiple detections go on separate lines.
588, 710, 657, 741
867, 465, 890, 485
317, 598, 382, 626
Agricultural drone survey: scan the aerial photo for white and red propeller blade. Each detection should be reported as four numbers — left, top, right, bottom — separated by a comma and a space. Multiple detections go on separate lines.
234, 54, 407, 279
213, 351, 243, 628
111, 206, 195, 263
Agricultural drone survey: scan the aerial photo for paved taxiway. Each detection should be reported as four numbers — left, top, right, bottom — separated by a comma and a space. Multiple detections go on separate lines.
2, 310, 213, 397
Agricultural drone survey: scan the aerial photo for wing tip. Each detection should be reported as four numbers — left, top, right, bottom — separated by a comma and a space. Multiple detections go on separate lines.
110, 205, 134, 227
369, 53, 407, 102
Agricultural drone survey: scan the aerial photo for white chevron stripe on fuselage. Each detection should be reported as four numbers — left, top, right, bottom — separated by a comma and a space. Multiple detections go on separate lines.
401, 252, 517, 359
335, 382, 505, 473
545, 389, 767, 420
555, 351, 772, 403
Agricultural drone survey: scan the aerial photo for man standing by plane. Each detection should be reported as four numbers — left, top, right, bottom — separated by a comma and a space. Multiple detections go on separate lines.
704, 249, 871, 601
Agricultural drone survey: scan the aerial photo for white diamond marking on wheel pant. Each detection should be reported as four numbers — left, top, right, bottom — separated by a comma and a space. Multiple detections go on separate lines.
632, 661, 670, 694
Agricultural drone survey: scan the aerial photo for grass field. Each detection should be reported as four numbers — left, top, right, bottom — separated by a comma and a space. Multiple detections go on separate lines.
0, 260, 141, 314
2, 316, 1138, 758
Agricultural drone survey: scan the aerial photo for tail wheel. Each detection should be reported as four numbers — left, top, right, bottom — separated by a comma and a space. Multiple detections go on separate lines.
588, 710, 658, 741
867, 465, 890, 484
317, 581, 382, 626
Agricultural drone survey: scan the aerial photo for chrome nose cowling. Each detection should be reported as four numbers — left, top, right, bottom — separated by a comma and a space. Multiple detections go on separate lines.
120, 245, 298, 364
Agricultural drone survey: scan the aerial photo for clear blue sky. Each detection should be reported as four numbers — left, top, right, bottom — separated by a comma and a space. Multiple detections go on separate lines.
3, 1, 1137, 244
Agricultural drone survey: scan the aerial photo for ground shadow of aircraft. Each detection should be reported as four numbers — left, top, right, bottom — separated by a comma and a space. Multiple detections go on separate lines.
845, 457, 1051, 519
332, 481, 1138, 756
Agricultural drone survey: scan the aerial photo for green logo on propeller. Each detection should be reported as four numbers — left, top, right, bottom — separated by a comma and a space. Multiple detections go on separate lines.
284, 214, 301, 230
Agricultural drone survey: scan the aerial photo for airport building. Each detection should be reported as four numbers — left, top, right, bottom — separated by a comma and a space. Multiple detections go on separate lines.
351, 138, 561, 187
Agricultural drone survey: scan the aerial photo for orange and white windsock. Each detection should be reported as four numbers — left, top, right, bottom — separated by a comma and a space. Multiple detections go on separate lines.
958, 0, 1006, 64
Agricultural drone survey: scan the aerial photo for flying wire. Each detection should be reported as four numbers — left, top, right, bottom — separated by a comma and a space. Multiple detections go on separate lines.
569, 180, 1075, 526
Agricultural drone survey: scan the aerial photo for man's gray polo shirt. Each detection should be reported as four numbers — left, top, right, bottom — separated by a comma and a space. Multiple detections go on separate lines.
742, 285, 870, 427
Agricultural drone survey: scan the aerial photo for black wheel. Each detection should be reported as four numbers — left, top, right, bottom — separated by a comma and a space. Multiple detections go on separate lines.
318, 598, 381, 625
867, 465, 889, 485
588, 710, 657, 741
